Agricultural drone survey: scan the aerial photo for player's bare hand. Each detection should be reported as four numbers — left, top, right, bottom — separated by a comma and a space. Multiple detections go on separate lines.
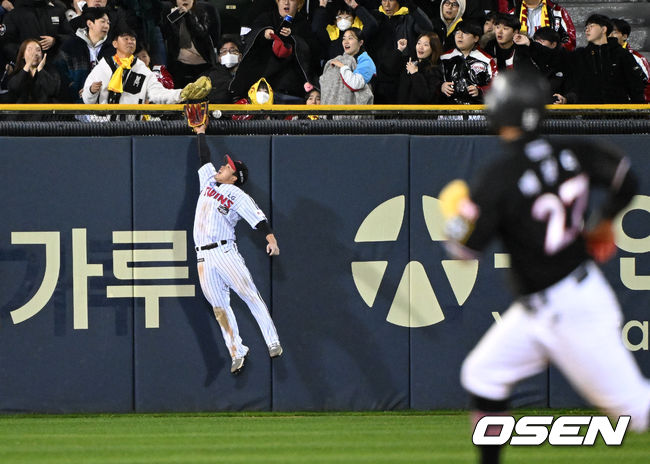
90, 81, 102, 94
441, 82, 455, 96
467, 85, 479, 97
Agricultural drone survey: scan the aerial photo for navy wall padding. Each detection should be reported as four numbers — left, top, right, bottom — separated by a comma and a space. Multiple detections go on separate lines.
270, 136, 411, 410
0, 138, 134, 413
1, 134, 649, 413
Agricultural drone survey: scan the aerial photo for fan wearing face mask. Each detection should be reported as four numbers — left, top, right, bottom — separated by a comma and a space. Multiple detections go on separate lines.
232, 77, 274, 120
311, 0, 378, 63
202, 34, 243, 104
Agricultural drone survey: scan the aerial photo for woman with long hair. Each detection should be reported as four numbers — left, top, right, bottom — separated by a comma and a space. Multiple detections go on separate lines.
7, 38, 60, 104
397, 32, 443, 104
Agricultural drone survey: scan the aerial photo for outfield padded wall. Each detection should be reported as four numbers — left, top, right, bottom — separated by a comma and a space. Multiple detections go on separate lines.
1, 134, 649, 413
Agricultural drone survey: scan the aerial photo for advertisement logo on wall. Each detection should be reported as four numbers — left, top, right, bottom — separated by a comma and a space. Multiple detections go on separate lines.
350, 195, 480, 328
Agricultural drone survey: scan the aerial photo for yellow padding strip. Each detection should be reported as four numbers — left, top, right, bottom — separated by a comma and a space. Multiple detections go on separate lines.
0, 104, 648, 112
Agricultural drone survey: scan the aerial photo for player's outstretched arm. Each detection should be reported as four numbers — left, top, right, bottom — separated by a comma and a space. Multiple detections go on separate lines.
194, 123, 211, 166
266, 234, 280, 256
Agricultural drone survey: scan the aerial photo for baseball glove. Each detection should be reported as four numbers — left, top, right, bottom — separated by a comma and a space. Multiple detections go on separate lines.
438, 179, 479, 244
439, 180, 471, 219
184, 102, 209, 128
180, 76, 212, 102
584, 219, 616, 263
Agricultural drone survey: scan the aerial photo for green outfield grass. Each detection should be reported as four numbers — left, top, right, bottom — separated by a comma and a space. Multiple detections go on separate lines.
0, 410, 647, 463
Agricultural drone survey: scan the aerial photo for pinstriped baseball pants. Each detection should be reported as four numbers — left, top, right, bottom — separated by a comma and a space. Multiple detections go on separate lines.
196, 241, 279, 359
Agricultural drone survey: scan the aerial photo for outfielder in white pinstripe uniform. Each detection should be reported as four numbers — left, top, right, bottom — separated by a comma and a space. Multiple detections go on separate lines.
192, 124, 282, 375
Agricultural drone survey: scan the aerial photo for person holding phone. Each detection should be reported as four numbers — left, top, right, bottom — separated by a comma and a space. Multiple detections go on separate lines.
160, 0, 218, 88
230, 0, 319, 104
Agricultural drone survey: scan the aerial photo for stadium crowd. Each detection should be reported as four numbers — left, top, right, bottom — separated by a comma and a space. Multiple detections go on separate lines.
0, 0, 648, 108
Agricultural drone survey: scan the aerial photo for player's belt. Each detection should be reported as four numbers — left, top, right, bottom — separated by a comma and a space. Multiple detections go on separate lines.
520, 263, 590, 313
195, 240, 228, 251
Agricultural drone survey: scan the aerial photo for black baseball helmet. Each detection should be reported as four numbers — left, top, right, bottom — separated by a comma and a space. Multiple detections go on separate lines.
484, 69, 549, 133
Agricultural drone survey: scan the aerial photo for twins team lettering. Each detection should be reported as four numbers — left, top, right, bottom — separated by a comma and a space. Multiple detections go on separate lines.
203, 187, 234, 213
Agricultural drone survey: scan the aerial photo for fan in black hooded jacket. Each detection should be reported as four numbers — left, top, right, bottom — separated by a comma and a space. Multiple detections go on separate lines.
230, 2, 319, 103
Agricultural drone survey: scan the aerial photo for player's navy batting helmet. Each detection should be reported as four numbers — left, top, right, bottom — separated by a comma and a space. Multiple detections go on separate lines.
225, 155, 248, 186
484, 69, 549, 133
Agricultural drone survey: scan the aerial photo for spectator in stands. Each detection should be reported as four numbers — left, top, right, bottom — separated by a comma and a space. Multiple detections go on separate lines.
160, 0, 217, 88
320, 27, 374, 107
529, 26, 570, 103
311, 0, 378, 62
369, 0, 433, 103
136, 45, 174, 89
433, 0, 465, 51
0, 0, 15, 92
202, 34, 242, 103
232, 77, 273, 120
567, 14, 645, 104
609, 18, 650, 103
502, 0, 575, 51
82, 27, 202, 105
305, 87, 320, 104
286, 87, 322, 120
439, 20, 496, 104
6, 38, 60, 104
414, 0, 491, 24
482, 13, 532, 71
69, 1, 126, 38
1, 0, 73, 64
230, 0, 319, 104
56, 7, 113, 103
70, 1, 163, 64
479, 10, 497, 48
396, 31, 442, 104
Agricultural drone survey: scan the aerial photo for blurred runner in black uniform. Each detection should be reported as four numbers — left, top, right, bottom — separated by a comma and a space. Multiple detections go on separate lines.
439, 68, 650, 464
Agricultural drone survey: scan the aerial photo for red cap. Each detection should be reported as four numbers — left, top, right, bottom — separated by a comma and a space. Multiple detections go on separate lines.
224, 154, 237, 172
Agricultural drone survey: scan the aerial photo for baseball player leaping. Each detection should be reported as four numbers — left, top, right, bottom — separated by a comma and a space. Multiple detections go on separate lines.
440, 69, 650, 464
192, 123, 282, 375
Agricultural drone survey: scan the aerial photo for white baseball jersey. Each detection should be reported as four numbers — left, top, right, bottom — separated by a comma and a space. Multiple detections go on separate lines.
193, 162, 279, 361
193, 163, 267, 246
